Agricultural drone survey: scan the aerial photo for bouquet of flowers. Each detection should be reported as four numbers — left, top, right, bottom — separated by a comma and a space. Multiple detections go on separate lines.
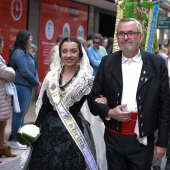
17, 122, 41, 146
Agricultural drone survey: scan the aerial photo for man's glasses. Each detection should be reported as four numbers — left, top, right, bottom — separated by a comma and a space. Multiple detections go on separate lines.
116, 31, 141, 39
93, 41, 100, 45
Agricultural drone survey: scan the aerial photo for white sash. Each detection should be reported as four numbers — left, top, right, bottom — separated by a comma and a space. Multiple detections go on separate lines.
54, 101, 98, 170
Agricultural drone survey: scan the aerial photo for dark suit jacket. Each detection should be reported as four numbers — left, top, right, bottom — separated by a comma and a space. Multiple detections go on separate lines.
87, 48, 170, 147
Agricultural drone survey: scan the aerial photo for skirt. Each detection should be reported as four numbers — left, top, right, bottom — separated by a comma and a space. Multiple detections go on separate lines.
29, 111, 96, 170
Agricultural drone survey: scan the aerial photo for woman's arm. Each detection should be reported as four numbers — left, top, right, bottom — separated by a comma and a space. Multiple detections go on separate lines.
35, 91, 53, 126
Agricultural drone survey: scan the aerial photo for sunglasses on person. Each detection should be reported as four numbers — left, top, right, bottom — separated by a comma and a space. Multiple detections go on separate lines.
93, 41, 100, 45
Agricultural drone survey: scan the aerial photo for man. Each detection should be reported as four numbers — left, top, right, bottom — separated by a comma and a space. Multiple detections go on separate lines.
49, 35, 65, 70
87, 33, 107, 76
87, 18, 170, 170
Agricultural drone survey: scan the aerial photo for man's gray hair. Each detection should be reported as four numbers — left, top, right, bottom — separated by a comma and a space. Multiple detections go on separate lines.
118, 18, 142, 33
29, 43, 38, 52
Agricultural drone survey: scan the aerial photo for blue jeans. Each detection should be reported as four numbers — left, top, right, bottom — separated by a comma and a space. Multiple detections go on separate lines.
12, 85, 32, 141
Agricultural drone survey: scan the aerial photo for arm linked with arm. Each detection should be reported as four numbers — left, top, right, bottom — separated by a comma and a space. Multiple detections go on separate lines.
87, 58, 111, 119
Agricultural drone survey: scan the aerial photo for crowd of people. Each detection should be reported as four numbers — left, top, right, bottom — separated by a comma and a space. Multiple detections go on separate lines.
0, 17, 170, 170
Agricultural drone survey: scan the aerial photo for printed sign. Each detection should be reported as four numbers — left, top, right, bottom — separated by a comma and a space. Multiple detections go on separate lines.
157, 17, 170, 29
38, 0, 88, 85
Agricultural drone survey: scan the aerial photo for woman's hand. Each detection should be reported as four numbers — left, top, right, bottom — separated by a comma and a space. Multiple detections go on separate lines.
95, 95, 107, 105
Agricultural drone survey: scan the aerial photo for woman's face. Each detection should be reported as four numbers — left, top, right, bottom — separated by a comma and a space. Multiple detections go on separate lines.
61, 41, 80, 68
0, 40, 4, 53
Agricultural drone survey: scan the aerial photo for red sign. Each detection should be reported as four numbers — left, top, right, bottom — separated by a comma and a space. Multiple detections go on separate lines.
38, 0, 88, 85
0, 0, 28, 63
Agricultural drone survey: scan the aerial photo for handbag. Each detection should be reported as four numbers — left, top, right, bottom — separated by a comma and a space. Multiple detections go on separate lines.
17, 122, 41, 146
5, 82, 13, 95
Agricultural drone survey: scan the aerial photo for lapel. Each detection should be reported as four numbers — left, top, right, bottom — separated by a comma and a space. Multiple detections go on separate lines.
137, 49, 153, 94
110, 51, 123, 88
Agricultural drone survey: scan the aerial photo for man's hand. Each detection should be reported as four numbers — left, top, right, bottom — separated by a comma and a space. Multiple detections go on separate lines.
107, 104, 132, 122
95, 95, 107, 105
154, 146, 166, 161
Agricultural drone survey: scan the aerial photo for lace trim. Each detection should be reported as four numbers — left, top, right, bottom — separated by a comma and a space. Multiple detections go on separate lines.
46, 66, 93, 110
36, 45, 93, 116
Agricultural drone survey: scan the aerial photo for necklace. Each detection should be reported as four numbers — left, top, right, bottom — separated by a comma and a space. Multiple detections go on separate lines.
59, 66, 80, 91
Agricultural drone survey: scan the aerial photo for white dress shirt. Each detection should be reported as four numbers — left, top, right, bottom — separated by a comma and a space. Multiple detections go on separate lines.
121, 51, 142, 112
121, 51, 147, 145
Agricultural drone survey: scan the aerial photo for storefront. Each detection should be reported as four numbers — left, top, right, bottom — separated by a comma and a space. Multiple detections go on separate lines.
0, 0, 170, 99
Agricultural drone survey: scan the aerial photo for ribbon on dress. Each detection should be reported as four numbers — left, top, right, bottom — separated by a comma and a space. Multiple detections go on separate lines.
54, 101, 98, 170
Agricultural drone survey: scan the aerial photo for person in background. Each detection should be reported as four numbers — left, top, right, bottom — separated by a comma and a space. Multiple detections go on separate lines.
77, 37, 86, 49
168, 39, 170, 58
87, 32, 95, 41
28, 44, 39, 79
152, 44, 169, 170
102, 37, 108, 49
8, 43, 40, 142
28, 43, 38, 58
88, 18, 170, 170
106, 37, 114, 54
0, 35, 16, 162
49, 35, 65, 70
84, 39, 93, 51
28, 36, 107, 169
87, 33, 107, 76
9, 30, 40, 150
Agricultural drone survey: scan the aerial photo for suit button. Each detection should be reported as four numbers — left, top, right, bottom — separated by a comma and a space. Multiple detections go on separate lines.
118, 93, 120, 96
141, 123, 143, 127
140, 114, 142, 118
116, 101, 118, 105
139, 106, 141, 109
142, 132, 144, 136
117, 126, 118, 130
138, 96, 140, 100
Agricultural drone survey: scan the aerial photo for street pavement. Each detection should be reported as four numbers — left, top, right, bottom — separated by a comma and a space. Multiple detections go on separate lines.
0, 101, 167, 170
0, 102, 37, 170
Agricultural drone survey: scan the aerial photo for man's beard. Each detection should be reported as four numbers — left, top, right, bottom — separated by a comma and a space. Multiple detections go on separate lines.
120, 41, 137, 53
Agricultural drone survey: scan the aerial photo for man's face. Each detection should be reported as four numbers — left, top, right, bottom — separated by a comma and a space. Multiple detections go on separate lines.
93, 38, 100, 50
116, 21, 144, 54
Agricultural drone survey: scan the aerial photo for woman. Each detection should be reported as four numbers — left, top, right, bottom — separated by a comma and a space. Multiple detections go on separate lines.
0, 35, 16, 161
9, 30, 39, 150
106, 37, 113, 54
29, 36, 106, 169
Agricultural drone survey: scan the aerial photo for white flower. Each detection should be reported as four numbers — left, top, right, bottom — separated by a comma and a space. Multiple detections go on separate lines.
20, 124, 40, 138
